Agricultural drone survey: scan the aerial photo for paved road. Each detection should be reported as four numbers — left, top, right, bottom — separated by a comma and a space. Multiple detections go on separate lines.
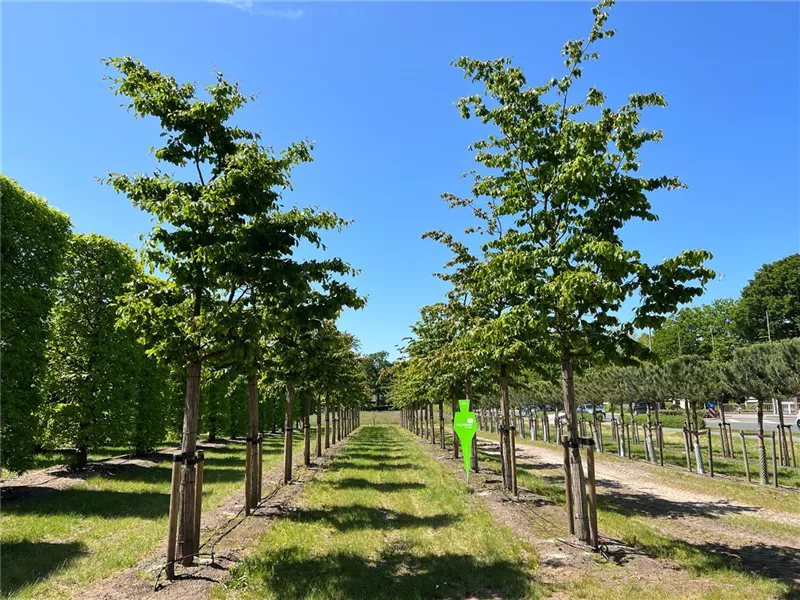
706, 413, 800, 432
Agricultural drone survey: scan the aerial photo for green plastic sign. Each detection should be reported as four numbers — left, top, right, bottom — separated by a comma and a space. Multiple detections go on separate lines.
453, 399, 478, 482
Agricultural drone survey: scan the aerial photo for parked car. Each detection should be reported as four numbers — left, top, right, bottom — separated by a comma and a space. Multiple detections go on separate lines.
796, 409, 800, 429
631, 402, 648, 415
577, 404, 606, 419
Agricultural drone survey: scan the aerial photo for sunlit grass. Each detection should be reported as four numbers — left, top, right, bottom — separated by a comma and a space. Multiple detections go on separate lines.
215, 425, 542, 600
1, 434, 306, 599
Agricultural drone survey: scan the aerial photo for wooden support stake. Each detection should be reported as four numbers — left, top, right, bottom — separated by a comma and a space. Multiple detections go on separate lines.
562, 436, 574, 536
586, 443, 599, 550
771, 432, 778, 488
194, 451, 204, 556
510, 426, 519, 497
245, 439, 252, 515
166, 454, 182, 580
741, 432, 751, 483
257, 437, 263, 503
683, 428, 692, 472
706, 429, 713, 477
789, 426, 797, 468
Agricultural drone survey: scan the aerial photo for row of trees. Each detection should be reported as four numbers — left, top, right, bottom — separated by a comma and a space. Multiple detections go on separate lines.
389, 0, 719, 545
1, 59, 372, 566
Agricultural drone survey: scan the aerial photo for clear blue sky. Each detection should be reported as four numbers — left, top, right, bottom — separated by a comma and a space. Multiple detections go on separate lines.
4, 1, 799, 360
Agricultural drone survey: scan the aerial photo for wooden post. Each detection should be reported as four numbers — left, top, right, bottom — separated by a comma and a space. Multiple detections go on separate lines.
257, 436, 263, 503
303, 393, 311, 467
706, 429, 713, 477
658, 423, 664, 467
166, 454, 182, 579
683, 428, 692, 472
741, 432, 751, 483
789, 426, 797, 467
728, 424, 735, 459
316, 397, 322, 458
562, 437, 574, 536
325, 401, 330, 449
586, 442, 599, 550
283, 382, 294, 484
510, 426, 518, 497
771, 432, 778, 488
193, 451, 204, 556
245, 439, 252, 515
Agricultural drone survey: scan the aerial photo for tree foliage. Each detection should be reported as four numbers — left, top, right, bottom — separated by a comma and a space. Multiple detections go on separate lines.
0, 175, 72, 473
735, 254, 800, 343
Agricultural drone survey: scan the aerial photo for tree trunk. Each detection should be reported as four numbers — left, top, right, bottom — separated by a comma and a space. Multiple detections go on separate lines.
283, 382, 294, 484
429, 403, 436, 445
303, 392, 311, 466
248, 373, 259, 509
757, 399, 768, 485
75, 445, 88, 470
561, 354, 589, 542
451, 398, 460, 459
438, 399, 445, 450
499, 364, 516, 493
719, 402, 730, 457
466, 376, 478, 473
325, 401, 331, 449
316, 396, 322, 458
777, 398, 788, 466
178, 361, 201, 565
645, 402, 656, 464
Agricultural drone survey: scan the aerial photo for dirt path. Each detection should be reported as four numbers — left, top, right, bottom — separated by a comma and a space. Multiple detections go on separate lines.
478, 436, 800, 587
493, 437, 800, 527
78, 437, 351, 600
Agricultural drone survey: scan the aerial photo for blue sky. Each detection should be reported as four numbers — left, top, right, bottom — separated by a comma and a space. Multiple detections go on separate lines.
4, 1, 799, 359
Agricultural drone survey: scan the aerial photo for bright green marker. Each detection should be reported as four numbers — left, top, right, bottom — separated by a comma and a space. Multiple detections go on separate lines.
453, 399, 478, 482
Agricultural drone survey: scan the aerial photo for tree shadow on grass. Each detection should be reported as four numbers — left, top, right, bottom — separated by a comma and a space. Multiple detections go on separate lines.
2, 488, 171, 519
328, 461, 418, 472
228, 545, 539, 600
0, 541, 87, 596
286, 504, 456, 532
331, 478, 426, 492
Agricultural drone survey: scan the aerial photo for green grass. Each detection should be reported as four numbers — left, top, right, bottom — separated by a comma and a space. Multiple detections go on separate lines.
474, 437, 795, 599
359, 410, 401, 425
1, 433, 306, 599
215, 425, 541, 600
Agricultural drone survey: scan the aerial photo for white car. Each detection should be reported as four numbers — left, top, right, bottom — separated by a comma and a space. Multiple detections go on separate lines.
577, 404, 606, 420
796, 409, 800, 429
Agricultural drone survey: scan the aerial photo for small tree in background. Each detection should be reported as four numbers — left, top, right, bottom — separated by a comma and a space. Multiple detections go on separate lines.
0, 175, 72, 473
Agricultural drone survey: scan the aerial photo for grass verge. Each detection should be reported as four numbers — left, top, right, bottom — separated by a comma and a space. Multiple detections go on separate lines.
215, 425, 541, 600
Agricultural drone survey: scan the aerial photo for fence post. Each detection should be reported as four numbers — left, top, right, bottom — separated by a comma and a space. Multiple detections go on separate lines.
706, 429, 713, 477
562, 436, 574, 536
586, 441, 599, 550
741, 432, 751, 483
771, 432, 778, 488
166, 454, 183, 579
194, 450, 205, 556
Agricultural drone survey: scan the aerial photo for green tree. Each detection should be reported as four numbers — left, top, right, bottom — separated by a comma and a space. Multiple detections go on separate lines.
41, 234, 141, 468
362, 351, 393, 408
0, 175, 72, 473
736, 254, 800, 343
446, 0, 714, 541
652, 298, 740, 361
103, 56, 328, 562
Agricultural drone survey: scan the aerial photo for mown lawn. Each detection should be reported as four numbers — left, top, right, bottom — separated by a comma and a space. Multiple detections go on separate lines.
1, 433, 306, 599
215, 425, 541, 600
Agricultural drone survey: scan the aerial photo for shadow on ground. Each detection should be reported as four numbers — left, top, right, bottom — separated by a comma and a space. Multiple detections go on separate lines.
0, 541, 88, 596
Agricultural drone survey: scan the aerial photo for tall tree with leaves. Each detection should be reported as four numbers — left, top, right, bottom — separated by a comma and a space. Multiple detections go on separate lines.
736, 254, 800, 343
0, 176, 72, 473
447, 0, 714, 540
41, 234, 143, 468
104, 57, 331, 563
652, 299, 740, 361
